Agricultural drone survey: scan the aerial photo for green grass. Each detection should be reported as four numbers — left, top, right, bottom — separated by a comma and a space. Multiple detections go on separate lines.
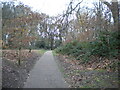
80, 85, 93, 88
0, 50, 2, 57
52, 50, 58, 56
39, 49, 47, 54
64, 73, 68, 78
59, 67, 64, 73
33, 49, 47, 55
73, 70, 81, 74
97, 69, 106, 72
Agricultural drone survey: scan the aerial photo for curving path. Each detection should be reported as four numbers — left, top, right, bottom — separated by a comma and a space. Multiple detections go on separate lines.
24, 51, 68, 88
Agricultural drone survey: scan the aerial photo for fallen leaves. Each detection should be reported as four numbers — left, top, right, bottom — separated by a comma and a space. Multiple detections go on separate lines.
87, 68, 93, 70
2, 50, 40, 88
2, 50, 33, 62
56, 54, 119, 88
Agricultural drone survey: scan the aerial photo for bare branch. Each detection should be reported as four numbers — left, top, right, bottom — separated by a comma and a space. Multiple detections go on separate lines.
100, 0, 112, 10
63, 0, 83, 17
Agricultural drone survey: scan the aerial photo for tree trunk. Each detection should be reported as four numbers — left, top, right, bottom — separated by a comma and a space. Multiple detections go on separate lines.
29, 48, 32, 53
18, 47, 21, 65
101, 0, 119, 31
50, 38, 54, 50
59, 30, 62, 44
111, 1, 119, 31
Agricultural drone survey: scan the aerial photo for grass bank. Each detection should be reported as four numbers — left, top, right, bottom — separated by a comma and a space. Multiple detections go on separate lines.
32, 49, 47, 55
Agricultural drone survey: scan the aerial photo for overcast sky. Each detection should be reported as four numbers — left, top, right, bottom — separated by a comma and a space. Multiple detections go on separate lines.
18, 0, 71, 16
0, 0, 100, 16
18, 0, 98, 16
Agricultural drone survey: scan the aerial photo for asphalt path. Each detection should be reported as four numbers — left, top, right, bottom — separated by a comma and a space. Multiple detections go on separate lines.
0, 56, 2, 89
24, 51, 68, 88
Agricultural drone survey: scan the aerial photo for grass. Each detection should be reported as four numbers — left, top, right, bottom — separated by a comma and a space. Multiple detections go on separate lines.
80, 85, 93, 88
59, 66, 65, 73
52, 50, 65, 72
32, 49, 47, 55
96, 69, 106, 72
52, 50, 58, 56
39, 49, 47, 54
0, 50, 2, 57
52, 50, 67, 78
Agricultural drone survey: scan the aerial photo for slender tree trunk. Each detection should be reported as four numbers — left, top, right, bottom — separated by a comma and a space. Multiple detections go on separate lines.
50, 37, 54, 50
29, 48, 31, 53
18, 31, 22, 65
59, 30, 62, 44
18, 47, 21, 65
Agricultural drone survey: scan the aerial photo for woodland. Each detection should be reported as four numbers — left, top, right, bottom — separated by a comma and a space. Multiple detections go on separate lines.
1, 0, 120, 88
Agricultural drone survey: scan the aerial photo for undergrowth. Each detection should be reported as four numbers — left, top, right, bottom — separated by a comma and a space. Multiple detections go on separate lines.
55, 31, 119, 65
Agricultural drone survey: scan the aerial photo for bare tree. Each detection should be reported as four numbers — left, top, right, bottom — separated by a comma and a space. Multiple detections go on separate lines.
100, 0, 119, 31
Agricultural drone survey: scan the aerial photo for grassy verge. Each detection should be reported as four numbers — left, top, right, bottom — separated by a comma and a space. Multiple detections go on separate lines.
39, 49, 47, 54
52, 50, 67, 78
32, 49, 47, 55
0, 50, 2, 57
52, 50, 58, 56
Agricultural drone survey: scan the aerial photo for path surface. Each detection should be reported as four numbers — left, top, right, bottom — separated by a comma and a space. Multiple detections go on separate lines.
24, 51, 68, 88
0, 57, 2, 90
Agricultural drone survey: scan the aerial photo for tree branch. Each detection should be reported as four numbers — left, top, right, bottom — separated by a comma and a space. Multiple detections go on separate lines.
100, 0, 112, 10
63, 0, 83, 17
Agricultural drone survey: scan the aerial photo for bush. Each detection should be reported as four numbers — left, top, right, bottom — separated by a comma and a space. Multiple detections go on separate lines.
90, 31, 119, 58
35, 40, 45, 49
75, 51, 90, 62
90, 40, 108, 56
55, 31, 119, 63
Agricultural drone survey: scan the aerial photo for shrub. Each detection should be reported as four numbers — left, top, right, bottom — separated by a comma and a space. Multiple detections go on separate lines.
90, 31, 119, 58
55, 31, 119, 63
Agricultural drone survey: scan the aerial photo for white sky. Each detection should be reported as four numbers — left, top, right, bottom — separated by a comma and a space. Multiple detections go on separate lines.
18, 0, 97, 16
0, 0, 100, 16
18, 0, 71, 16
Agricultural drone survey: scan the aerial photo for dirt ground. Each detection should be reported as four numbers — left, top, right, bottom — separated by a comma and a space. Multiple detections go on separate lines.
2, 50, 41, 88
54, 54, 119, 88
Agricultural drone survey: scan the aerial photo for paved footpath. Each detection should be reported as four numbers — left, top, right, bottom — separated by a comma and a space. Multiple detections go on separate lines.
0, 57, 2, 90
24, 51, 68, 88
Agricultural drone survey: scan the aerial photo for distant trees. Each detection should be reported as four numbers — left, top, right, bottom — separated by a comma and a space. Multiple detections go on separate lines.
55, 0, 119, 66
58, 0, 119, 44
2, 0, 119, 51
2, 1, 42, 65
2, 1, 41, 50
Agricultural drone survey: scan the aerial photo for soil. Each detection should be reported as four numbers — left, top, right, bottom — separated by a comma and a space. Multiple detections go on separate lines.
54, 54, 119, 88
2, 50, 41, 88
